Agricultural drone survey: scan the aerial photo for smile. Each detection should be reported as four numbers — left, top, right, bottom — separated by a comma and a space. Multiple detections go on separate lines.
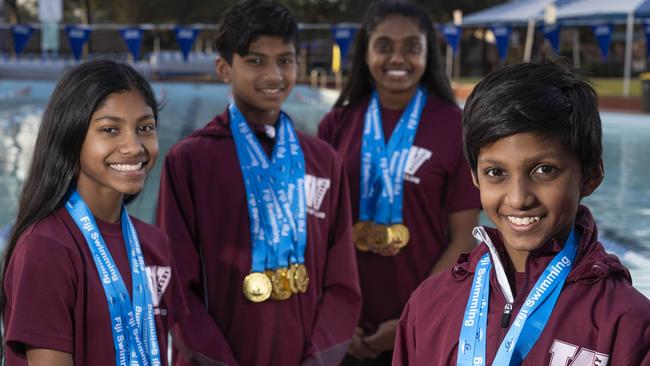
506, 215, 544, 226
258, 87, 283, 94
385, 70, 408, 77
109, 162, 144, 172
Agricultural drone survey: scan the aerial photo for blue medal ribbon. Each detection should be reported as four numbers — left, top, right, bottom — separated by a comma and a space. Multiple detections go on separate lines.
65, 190, 160, 366
359, 88, 426, 225
229, 104, 308, 271
457, 228, 579, 366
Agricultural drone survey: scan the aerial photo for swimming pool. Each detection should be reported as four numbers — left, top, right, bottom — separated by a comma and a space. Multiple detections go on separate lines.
1, 80, 649, 297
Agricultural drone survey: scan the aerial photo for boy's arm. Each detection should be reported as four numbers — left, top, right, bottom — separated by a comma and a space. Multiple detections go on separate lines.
302, 157, 362, 366
392, 300, 416, 366
157, 152, 240, 366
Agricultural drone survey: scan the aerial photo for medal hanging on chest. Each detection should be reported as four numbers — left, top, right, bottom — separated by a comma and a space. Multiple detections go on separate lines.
66, 191, 161, 366
229, 104, 309, 303
354, 88, 426, 256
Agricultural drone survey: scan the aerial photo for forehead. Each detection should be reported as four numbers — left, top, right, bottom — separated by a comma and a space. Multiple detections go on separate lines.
478, 132, 575, 164
245, 35, 296, 56
370, 15, 424, 41
91, 90, 154, 119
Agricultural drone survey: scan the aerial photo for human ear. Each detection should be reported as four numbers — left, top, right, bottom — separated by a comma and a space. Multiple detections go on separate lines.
471, 169, 480, 189
216, 56, 232, 83
580, 159, 604, 198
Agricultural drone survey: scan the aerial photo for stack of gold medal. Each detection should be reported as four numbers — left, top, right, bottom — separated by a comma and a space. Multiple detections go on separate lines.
353, 221, 410, 256
243, 263, 310, 303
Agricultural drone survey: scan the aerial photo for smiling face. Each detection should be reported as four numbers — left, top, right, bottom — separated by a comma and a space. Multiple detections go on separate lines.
473, 132, 602, 271
366, 15, 427, 102
76, 89, 158, 207
216, 35, 297, 125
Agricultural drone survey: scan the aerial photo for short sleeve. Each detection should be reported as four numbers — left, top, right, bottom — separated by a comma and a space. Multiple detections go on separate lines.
4, 234, 76, 356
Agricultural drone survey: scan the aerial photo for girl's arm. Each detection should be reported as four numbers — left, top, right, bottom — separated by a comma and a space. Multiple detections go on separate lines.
430, 209, 479, 276
26, 347, 74, 366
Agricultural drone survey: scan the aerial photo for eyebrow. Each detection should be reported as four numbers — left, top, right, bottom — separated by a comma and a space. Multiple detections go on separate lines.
245, 51, 296, 58
91, 114, 156, 124
373, 35, 424, 42
478, 152, 566, 165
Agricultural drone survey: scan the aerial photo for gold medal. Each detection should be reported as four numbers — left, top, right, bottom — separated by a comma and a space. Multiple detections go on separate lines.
369, 224, 392, 248
390, 223, 410, 249
243, 272, 272, 303
288, 263, 309, 293
353, 221, 372, 252
270, 268, 292, 300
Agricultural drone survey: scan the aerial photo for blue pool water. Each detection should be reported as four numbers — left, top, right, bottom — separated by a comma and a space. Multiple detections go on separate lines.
1, 80, 649, 297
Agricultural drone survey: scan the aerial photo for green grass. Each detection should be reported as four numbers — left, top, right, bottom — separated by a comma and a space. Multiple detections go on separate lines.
455, 77, 643, 98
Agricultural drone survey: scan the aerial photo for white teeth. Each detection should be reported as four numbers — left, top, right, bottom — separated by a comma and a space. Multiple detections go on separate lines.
387, 70, 407, 77
261, 88, 281, 94
110, 163, 143, 171
507, 216, 541, 226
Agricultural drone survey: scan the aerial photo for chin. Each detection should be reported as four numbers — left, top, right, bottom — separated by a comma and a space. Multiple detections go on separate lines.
500, 231, 549, 252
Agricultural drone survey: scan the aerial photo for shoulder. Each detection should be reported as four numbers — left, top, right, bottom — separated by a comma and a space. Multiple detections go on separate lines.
421, 95, 462, 128
8, 210, 81, 279
165, 113, 229, 162
16, 209, 78, 253
320, 98, 369, 130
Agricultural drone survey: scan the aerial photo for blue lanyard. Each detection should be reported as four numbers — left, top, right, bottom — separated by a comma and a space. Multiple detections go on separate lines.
65, 190, 161, 366
457, 228, 579, 366
229, 104, 308, 270
359, 88, 426, 225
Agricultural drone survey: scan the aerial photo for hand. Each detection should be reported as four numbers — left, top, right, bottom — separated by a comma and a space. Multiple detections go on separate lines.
362, 319, 398, 354
347, 327, 380, 360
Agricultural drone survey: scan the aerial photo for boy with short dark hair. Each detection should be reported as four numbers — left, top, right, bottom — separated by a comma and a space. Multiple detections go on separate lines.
157, 1, 362, 365
393, 59, 650, 365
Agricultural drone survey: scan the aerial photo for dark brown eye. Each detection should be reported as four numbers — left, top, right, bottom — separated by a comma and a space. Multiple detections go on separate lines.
533, 165, 554, 174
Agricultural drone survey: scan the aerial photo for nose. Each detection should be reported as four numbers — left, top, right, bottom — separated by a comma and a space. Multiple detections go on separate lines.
263, 63, 283, 82
118, 130, 145, 156
388, 49, 406, 65
505, 176, 537, 210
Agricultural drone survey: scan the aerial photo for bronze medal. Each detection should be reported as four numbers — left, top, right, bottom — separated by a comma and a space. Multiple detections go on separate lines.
243, 272, 272, 303
369, 224, 392, 248
289, 263, 309, 293
270, 268, 292, 300
390, 223, 410, 249
353, 221, 372, 252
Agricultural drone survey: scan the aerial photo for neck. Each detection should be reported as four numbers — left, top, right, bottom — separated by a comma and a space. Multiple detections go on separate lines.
377, 86, 418, 110
505, 247, 529, 273
234, 99, 280, 126
76, 185, 123, 223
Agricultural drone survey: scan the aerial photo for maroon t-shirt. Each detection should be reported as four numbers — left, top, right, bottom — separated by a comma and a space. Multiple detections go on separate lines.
393, 206, 650, 365
318, 95, 481, 332
156, 110, 362, 366
3, 207, 187, 365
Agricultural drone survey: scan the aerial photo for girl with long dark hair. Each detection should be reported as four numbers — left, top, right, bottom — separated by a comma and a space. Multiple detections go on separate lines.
1, 60, 185, 365
318, 1, 481, 364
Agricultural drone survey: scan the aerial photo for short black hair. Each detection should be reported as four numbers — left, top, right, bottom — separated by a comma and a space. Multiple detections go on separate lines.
463, 57, 602, 176
215, 0, 299, 64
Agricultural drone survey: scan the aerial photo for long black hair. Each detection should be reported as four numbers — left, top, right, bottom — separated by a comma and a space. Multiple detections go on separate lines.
334, 0, 456, 108
0, 59, 159, 330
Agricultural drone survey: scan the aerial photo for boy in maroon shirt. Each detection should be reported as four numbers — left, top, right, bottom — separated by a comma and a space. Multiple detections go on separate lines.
393, 59, 650, 365
156, 1, 362, 365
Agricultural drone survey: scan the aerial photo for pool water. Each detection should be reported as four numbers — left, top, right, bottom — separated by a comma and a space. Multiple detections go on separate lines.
1, 80, 649, 297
